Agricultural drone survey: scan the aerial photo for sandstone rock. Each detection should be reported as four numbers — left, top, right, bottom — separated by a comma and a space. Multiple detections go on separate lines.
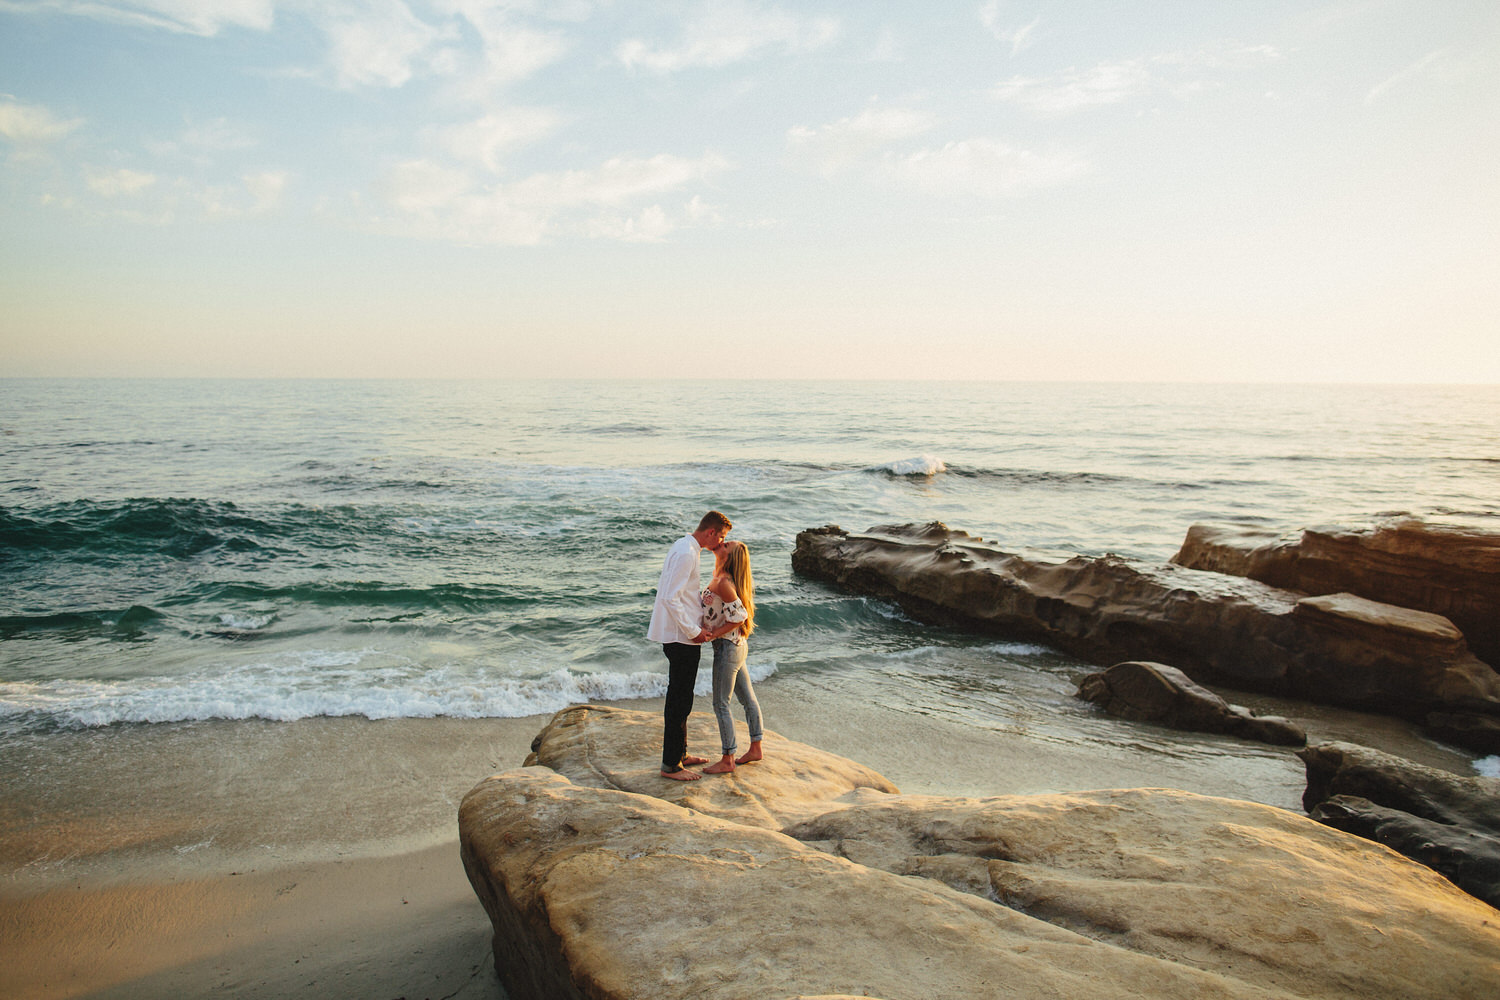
1172, 518, 1500, 667
1310, 795, 1500, 910
524, 703, 898, 829
1078, 660, 1306, 746
1289, 594, 1489, 708
1299, 740, 1500, 908
785, 787, 1500, 1000
792, 523, 1500, 732
461, 769, 1298, 1000
1168, 523, 1304, 589
460, 709, 1500, 1000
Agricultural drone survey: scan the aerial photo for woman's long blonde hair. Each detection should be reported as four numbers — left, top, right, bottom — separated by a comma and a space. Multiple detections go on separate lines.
723, 540, 755, 637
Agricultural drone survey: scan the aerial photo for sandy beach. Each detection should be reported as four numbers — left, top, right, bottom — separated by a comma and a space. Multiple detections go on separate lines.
1, 670, 1478, 1000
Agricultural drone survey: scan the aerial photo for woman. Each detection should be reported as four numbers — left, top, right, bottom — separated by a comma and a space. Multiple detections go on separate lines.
699, 539, 764, 774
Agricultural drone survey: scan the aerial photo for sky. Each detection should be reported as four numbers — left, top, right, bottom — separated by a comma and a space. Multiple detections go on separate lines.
0, 1, 1496, 381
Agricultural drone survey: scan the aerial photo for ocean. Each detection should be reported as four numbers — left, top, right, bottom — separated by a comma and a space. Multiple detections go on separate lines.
2, 378, 1498, 775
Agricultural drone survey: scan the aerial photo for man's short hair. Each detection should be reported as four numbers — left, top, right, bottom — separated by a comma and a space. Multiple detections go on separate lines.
697, 510, 732, 532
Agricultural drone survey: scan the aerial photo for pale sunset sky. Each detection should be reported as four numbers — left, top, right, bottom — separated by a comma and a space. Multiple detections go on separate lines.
1, 1, 1496, 381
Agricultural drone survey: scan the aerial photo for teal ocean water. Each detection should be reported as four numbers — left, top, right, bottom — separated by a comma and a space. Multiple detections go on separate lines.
2, 379, 1497, 748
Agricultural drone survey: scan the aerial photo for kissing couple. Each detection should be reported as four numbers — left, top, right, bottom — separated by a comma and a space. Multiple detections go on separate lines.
646, 510, 765, 781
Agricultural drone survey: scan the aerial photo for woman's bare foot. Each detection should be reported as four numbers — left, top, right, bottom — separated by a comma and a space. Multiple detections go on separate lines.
702, 755, 735, 774
661, 767, 701, 781
735, 741, 763, 765
682, 755, 710, 766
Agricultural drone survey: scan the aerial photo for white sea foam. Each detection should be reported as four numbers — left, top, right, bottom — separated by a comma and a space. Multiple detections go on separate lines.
872, 642, 1052, 665
875, 455, 946, 476
862, 597, 918, 623
978, 641, 1054, 658
1476, 755, 1500, 778
0, 653, 778, 729
216, 611, 276, 630
174, 838, 216, 854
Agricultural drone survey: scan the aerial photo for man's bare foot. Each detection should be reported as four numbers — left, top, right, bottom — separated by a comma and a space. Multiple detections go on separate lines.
682, 755, 709, 766
661, 767, 701, 781
735, 741, 763, 765
702, 755, 735, 774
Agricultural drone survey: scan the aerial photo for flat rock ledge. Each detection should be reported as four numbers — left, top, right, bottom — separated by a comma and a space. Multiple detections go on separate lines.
460, 707, 1500, 1000
791, 522, 1500, 744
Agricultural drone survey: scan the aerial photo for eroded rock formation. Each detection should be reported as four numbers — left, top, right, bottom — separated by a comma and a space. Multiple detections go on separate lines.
791, 523, 1500, 736
1172, 518, 1500, 668
460, 707, 1500, 1000
1300, 741, 1500, 908
1078, 660, 1305, 745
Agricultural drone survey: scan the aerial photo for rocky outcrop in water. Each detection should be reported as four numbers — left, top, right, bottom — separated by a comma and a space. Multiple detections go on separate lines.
459, 706, 1500, 1000
1299, 741, 1500, 909
791, 523, 1500, 743
1171, 518, 1500, 668
1079, 660, 1306, 745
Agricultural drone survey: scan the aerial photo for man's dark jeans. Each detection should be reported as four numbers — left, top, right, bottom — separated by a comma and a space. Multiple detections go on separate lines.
660, 641, 702, 771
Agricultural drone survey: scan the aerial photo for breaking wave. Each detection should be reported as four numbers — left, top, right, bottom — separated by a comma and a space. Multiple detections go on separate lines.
0, 654, 779, 731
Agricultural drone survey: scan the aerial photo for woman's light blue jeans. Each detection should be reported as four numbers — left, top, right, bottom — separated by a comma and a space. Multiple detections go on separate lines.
711, 637, 762, 755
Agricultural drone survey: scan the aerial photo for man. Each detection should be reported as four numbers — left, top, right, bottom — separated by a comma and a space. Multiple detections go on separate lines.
647, 510, 732, 781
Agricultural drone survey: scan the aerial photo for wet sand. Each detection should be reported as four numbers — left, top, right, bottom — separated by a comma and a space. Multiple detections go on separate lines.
1, 674, 1480, 1000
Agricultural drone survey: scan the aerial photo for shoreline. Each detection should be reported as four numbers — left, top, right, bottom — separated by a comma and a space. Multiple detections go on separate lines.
1, 674, 1485, 1000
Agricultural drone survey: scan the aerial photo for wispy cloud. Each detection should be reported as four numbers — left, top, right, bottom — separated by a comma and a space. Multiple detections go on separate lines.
67, 163, 286, 222
617, 1, 838, 73
868, 25, 902, 62
381, 158, 473, 214
883, 138, 1087, 198
0, 0, 277, 35
437, 108, 560, 172
581, 195, 727, 243
992, 60, 1152, 115
6, 0, 565, 92
320, 1, 449, 88
1156, 43, 1281, 72
242, 168, 289, 210
193, 169, 291, 217
432, 0, 570, 97
993, 44, 1280, 116
787, 105, 936, 176
0, 95, 84, 143
584, 204, 673, 243
980, 3, 1040, 56
182, 116, 258, 152
85, 166, 157, 197
508, 152, 730, 210
1365, 49, 1450, 104
790, 104, 1085, 199
373, 150, 730, 244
